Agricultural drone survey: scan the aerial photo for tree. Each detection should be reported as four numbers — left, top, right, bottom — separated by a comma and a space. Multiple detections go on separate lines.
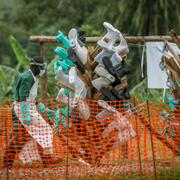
0, 0, 180, 101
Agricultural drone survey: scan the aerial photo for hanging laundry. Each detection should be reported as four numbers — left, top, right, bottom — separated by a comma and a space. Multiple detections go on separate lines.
146, 42, 179, 88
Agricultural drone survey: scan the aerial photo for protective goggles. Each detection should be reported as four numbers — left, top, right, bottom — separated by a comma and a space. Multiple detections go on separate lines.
30, 62, 47, 70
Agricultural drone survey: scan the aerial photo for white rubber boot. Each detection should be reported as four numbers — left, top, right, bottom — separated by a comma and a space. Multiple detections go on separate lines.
95, 22, 129, 63
68, 28, 88, 65
92, 64, 115, 91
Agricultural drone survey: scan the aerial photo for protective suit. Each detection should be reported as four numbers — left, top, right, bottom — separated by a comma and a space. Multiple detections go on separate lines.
3, 56, 61, 167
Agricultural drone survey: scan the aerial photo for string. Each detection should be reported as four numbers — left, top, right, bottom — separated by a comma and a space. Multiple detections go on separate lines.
141, 45, 146, 78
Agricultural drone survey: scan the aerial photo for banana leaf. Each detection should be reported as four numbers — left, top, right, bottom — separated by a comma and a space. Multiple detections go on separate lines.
0, 65, 20, 99
8, 35, 29, 67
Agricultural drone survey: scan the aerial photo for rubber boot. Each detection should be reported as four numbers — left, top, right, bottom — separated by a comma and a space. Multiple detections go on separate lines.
116, 60, 130, 77
100, 87, 116, 101
100, 22, 120, 45
68, 47, 85, 74
118, 88, 131, 100
68, 28, 88, 65
77, 28, 86, 46
111, 88, 123, 100
102, 56, 122, 85
112, 61, 130, 86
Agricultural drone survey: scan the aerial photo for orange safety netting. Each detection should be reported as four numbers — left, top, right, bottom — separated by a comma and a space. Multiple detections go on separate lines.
0, 98, 179, 179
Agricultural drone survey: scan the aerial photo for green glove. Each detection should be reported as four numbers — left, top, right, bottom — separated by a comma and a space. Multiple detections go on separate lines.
56, 31, 71, 49
37, 102, 45, 113
37, 102, 54, 121
54, 60, 75, 75
54, 108, 68, 127
55, 47, 68, 59
20, 101, 31, 125
61, 108, 68, 127
54, 109, 61, 126
54, 109, 62, 135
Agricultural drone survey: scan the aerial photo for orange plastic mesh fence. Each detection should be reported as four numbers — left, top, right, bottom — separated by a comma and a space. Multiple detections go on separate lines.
0, 98, 179, 179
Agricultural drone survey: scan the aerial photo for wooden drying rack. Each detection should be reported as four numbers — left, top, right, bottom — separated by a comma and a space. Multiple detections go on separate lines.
29, 30, 180, 98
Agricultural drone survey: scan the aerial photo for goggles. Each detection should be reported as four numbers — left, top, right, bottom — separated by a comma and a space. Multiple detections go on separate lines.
30, 61, 47, 70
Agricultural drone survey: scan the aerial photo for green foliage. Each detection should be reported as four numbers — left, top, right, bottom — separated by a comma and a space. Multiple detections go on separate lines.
0, 65, 20, 101
46, 57, 60, 97
130, 78, 168, 103
0, 35, 30, 100
81, 24, 102, 36
8, 35, 29, 68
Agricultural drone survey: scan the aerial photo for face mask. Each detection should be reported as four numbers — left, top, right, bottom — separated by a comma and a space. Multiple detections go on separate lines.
39, 69, 45, 77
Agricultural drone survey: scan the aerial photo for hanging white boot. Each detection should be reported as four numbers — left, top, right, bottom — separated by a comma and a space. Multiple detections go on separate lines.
68, 28, 88, 65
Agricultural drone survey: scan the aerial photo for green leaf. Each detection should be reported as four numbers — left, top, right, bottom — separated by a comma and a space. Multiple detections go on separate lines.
8, 35, 29, 67
0, 65, 20, 99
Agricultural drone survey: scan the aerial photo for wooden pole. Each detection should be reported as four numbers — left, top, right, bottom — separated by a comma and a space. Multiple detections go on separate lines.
169, 30, 180, 47
40, 42, 48, 99
164, 40, 180, 67
29, 35, 180, 44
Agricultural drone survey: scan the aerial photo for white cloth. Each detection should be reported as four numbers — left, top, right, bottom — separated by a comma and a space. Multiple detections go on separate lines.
146, 42, 179, 88
146, 42, 168, 88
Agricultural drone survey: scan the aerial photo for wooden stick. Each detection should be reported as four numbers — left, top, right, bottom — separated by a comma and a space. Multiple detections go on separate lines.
77, 70, 92, 88
164, 40, 180, 68
29, 35, 180, 44
115, 76, 128, 91
56, 81, 75, 92
89, 46, 102, 61
162, 57, 180, 81
167, 71, 180, 101
169, 30, 180, 48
